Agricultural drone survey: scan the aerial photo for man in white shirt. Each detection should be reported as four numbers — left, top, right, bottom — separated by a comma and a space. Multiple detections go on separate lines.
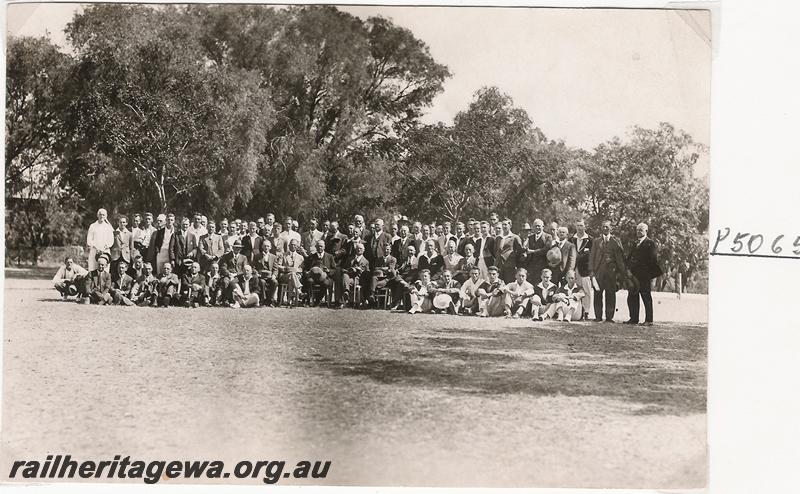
459, 266, 484, 315
502, 267, 535, 318
86, 208, 114, 271
278, 216, 302, 254
570, 220, 593, 320
52, 256, 89, 299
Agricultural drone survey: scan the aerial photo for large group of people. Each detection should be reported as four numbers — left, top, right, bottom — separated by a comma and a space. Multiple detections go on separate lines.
53, 208, 663, 325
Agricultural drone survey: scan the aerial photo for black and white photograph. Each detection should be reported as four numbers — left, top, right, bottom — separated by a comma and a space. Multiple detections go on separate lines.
3, 2, 712, 489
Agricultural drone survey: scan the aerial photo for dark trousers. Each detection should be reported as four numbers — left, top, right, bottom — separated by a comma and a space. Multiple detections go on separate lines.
593, 269, 617, 321
627, 276, 653, 322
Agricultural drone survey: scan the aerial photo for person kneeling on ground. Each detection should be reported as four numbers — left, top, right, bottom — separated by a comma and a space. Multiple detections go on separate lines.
52, 256, 88, 300
502, 267, 535, 318
231, 264, 260, 308
531, 268, 558, 321
476, 266, 507, 317
110, 259, 135, 306
179, 261, 207, 308
156, 262, 180, 307
551, 269, 585, 322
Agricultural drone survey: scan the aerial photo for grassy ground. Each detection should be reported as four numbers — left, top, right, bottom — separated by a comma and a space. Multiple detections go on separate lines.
2, 277, 707, 488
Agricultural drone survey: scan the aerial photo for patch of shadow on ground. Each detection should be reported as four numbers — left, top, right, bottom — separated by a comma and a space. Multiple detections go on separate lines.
303, 323, 706, 416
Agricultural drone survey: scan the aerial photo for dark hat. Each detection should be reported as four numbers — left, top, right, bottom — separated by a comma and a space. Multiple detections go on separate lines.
232, 239, 242, 249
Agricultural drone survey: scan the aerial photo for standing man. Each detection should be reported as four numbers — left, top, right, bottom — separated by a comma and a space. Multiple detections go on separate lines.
525, 219, 554, 284
278, 216, 302, 254
495, 219, 523, 283
169, 217, 191, 276
241, 221, 262, 263
553, 227, 577, 286
625, 223, 663, 326
109, 215, 133, 280
199, 220, 225, 273
302, 218, 323, 255
365, 218, 392, 263
86, 208, 114, 271
134, 212, 156, 263
570, 219, 593, 320
589, 220, 626, 322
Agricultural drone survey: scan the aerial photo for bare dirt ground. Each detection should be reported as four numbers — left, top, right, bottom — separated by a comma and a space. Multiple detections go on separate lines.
1, 275, 707, 488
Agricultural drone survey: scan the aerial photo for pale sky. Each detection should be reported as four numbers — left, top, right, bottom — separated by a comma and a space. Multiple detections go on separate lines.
6, 3, 710, 174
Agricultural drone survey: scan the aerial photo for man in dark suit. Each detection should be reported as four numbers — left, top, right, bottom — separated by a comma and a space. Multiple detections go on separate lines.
495, 219, 524, 283
553, 226, 577, 286
589, 220, 626, 322
169, 217, 192, 276
365, 218, 393, 263
570, 219, 593, 320
240, 221, 262, 264
525, 219, 554, 283
323, 221, 347, 259
625, 222, 663, 326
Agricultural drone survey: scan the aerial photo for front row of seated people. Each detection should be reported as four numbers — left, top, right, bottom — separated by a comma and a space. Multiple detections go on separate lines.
54, 246, 585, 321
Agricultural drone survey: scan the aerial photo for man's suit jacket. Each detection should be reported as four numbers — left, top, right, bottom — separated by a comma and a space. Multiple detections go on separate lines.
417, 253, 444, 278
365, 231, 393, 261
371, 254, 397, 277
186, 230, 203, 259
169, 230, 190, 265
88, 270, 112, 295
235, 274, 260, 295
110, 229, 133, 263
278, 251, 305, 275
570, 235, 593, 277
456, 236, 474, 257
180, 273, 206, 296
240, 234, 262, 263
589, 235, 626, 277
627, 237, 662, 281
303, 251, 337, 275
556, 239, 577, 273
324, 231, 347, 257
526, 233, 554, 278
252, 252, 278, 278
473, 236, 495, 267
111, 273, 134, 296
302, 229, 324, 254
495, 234, 523, 269
343, 254, 370, 277
199, 233, 225, 264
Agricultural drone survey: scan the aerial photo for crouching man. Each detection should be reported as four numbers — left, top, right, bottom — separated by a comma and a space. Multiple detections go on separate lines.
52, 256, 88, 300
477, 266, 507, 317
531, 268, 558, 321
551, 270, 585, 322
502, 267, 535, 318
458, 267, 483, 315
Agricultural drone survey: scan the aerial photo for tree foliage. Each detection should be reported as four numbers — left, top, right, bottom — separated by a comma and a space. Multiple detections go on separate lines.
63, 4, 273, 215
583, 122, 709, 285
